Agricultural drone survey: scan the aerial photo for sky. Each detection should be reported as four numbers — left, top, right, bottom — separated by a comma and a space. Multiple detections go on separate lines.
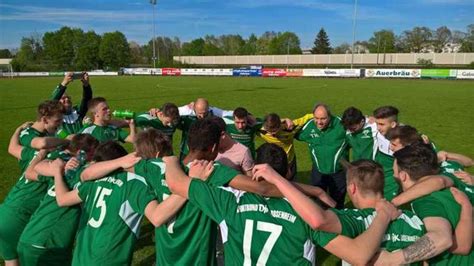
0, 0, 473, 50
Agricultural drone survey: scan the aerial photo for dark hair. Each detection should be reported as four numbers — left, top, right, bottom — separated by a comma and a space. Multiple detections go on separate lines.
37, 100, 64, 120
208, 116, 226, 133
69, 134, 99, 156
373, 106, 399, 120
256, 143, 288, 178
341, 107, 365, 129
135, 129, 172, 159
93, 141, 128, 162
161, 103, 180, 124
347, 160, 385, 195
188, 118, 221, 152
263, 113, 281, 132
393, 143, 439, 181
386, 125, 423, 147
88, 97, 107, 112
233, 107, 248, 119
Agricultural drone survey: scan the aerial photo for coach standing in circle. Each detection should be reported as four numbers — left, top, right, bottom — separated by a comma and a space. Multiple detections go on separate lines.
296, 103, 349, 209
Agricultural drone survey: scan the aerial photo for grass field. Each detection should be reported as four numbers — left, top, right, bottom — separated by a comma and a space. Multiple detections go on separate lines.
0, 76, 473, 265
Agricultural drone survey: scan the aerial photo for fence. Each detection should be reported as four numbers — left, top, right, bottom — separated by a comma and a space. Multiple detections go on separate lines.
173, 53, 474, 66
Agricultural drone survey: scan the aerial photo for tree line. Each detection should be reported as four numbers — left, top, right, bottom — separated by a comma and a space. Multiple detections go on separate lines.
3, 24, 473, 71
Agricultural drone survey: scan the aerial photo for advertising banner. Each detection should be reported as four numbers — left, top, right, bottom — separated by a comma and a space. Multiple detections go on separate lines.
162, 68, 181, 76
421, 69, 456, 79
181, 68, 233, 76
456, 69, 474, 80
286, 69, 304, 77
303, 69, 360, 77
365, 69, 421, 78
49, 72, 65, 76
232, 66, 262, 77
87, 71, 118, 76
18, 72, 49, 77
262, 68, 287, 77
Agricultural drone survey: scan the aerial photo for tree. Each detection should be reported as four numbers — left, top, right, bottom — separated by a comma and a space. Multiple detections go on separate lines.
181, 38, 205, 56
11, 35, 43, 71
202, 35, 224, 55
75, 31, 102, 70
256, 31, 277, 55
333, 43, 351, 54
367, 30, 396, 53
43, 26, 80, 69
432, 26, 452, 52
0, 49, 12, 58
312, 28, 332, 54
241, 34, 258, 55
459, 24, 474, 52
99, 31, 130, 70
268, 32, 302, 55
219, 34, 245, 55
400, 27, 432, 52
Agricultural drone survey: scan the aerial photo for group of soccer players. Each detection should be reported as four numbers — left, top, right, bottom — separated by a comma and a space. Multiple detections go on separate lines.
0, 72, 472, 265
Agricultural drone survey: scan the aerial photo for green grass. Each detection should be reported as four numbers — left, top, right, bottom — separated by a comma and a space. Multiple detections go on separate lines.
0, 76, 473, 265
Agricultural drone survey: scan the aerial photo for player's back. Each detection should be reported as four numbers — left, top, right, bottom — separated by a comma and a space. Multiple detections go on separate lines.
188, 179, 314, 266
72, 171, 154, 266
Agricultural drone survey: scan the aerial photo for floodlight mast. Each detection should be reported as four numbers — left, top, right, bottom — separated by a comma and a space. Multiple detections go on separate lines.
150, 0, 157, 68
350, 0, 358, 69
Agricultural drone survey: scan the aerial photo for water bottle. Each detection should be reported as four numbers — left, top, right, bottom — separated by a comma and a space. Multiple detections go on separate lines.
112, 110, 135, 119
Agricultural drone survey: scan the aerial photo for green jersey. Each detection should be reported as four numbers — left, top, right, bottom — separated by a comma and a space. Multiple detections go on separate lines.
345, 121, 378, 161
79, 124, 129, 143
411, 189, 474, 265
135, 112, 177, 138
313, 208, 425, 252
51, 84, 92, 138
73, 171, 155, 266
2, 147, 47, 215
189, 179, 315, 265
135, 159, 239, 266
19, 126, 47, 149
440, 161, 474, 204
19, 165, 84, 250
374, 133, 399, 201
296, 116, 349, 174
223, 116, 262, 158
177, 115, 198, 158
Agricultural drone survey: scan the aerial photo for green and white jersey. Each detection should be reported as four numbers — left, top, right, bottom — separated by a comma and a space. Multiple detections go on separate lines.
79, 124, 129, 143
440, 161, 474, 204
1, 147, 48, 215
19, 165, 84, 250
345, 121, 378, 161
135, 112, 177, 138
135, 159, 239, 266
296, 116, 349, 174
189, 179, 315, 265
373, 132, 399, 201
56, 109, 83, 138
177, 115, 199, 158
51, 84, 91, 138
19, 126, 47, 150
223, 116, 262, 158
313, 208, 425, 252
73, 171, 155, 266
411, 189, 474, 265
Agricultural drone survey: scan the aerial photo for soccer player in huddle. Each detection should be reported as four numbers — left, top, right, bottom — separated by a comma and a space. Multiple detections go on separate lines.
51, 72, 93, 138
17, 134, 99, 265
79, 97, 136, 143
378, 143, 473, 265
296, 103, 349, 208
1, 101, 67, 266
135, 102, 180, 138
341, 106, 378, 161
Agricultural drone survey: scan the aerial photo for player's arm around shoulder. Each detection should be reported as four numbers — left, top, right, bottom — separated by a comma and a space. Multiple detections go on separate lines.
52, 158, 83, 207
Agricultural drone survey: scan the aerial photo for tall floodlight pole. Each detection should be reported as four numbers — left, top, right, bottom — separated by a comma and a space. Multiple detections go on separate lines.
286, 40, 290, 70
350, 0, 358, 69
150, 0, 157, 68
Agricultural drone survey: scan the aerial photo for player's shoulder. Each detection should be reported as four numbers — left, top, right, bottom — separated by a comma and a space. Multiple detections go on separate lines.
80, 124, 97, 134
